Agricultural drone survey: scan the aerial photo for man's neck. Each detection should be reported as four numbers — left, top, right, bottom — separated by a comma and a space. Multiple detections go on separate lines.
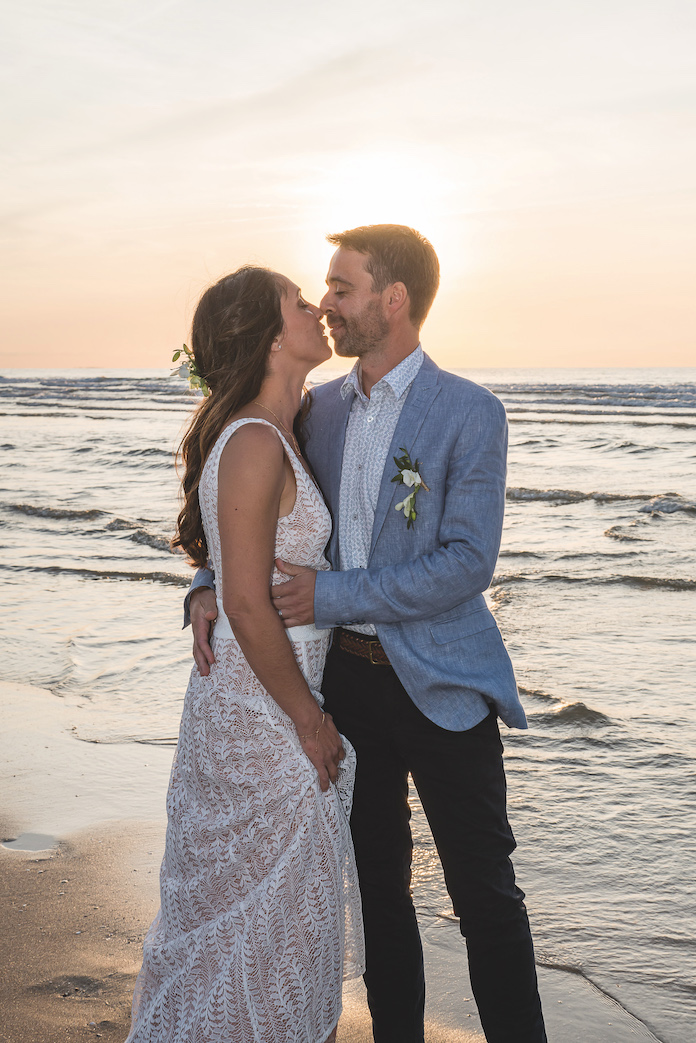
358, 335, 420, 398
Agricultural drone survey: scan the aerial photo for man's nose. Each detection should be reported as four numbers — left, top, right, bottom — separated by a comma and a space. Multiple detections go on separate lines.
319, 290, 332, 313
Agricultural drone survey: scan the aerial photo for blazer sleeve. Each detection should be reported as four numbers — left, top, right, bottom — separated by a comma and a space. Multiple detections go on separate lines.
182, 565, 216, 628
314, 392, 507, 627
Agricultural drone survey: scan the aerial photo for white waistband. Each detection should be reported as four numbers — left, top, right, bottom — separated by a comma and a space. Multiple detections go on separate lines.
213, 610, 327, 645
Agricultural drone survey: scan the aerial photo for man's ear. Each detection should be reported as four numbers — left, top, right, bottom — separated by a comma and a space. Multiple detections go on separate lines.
386, 282, 409, 316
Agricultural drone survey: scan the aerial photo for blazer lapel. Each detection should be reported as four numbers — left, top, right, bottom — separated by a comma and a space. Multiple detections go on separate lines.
309, 384, 353, 569
369, 357, 441, 556
319, 387, 353, 514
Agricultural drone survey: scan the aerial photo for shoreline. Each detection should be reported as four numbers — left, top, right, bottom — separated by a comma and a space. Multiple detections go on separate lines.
0, 681, 661, 1042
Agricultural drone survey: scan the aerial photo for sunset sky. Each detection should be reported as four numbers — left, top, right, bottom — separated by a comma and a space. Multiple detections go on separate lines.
3, 0, 695, 369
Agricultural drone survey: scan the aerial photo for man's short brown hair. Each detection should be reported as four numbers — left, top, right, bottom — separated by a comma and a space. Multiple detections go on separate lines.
326, 224, 440, 328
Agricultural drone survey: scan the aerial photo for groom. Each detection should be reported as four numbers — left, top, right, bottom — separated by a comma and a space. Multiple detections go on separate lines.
189, 224, 546, 1042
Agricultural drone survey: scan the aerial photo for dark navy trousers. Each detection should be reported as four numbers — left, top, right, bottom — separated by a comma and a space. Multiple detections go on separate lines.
322, 641, 547, 1043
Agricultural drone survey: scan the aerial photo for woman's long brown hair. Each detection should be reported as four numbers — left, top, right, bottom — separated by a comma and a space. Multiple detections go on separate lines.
172, 266, 285, 567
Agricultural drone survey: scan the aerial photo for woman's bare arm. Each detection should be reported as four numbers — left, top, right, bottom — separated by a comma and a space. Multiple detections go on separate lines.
217, 423, 343, 791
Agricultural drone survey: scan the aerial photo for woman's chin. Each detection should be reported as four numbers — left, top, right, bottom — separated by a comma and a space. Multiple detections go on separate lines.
315, 345, 333, 366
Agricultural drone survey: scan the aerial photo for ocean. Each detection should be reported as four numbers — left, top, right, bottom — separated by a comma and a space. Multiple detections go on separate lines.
1, 366, 695, 1043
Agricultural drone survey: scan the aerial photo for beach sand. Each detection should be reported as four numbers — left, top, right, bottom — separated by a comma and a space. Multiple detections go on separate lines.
1, 681, 660, 1043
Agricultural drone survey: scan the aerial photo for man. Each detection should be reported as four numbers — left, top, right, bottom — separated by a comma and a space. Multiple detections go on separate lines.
189, 225, 546, 1042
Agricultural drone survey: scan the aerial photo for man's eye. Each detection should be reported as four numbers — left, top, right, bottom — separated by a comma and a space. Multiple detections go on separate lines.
334, 290, 345, 297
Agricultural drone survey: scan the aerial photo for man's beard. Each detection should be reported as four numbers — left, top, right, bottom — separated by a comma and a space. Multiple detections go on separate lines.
331, 298, 390, 358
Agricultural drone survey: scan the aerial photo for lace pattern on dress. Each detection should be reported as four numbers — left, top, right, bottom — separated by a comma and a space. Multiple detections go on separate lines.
126, 418, 364, 1043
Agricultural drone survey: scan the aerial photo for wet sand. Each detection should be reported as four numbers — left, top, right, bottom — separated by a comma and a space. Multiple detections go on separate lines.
0, 681, 660, 1042
0, 822, 483, 1043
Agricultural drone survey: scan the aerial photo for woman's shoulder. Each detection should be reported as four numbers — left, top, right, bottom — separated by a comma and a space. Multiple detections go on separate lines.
203, 417, 284, 482
216, 420, 287, 506
218, 417, 284, 460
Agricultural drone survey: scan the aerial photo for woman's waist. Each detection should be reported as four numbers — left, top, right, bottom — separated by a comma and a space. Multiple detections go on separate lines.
211, 607, 329, 646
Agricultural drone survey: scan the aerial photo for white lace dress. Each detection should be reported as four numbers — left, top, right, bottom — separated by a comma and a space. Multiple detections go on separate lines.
126, 419, 364, 1043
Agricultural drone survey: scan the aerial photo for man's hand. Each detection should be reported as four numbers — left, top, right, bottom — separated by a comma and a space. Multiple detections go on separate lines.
190, 587, 218, 675
271, 560, 317, 627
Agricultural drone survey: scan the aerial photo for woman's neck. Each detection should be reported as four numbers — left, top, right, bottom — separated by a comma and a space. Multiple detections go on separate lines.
253, 373, 306, 428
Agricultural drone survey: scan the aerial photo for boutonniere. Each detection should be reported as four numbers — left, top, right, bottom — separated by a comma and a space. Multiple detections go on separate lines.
391, 447, 429, 529
171, 344, 210, 397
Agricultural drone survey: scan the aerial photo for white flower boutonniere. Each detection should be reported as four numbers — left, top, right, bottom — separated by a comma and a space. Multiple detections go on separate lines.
171, 344, 210, 397
391, 447, 429, 529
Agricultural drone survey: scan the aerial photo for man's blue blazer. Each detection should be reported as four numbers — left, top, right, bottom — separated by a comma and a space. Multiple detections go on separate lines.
304, 353, 527, 731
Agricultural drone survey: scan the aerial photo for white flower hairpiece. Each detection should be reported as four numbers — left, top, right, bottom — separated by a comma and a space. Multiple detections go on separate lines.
171, 344, 210, 397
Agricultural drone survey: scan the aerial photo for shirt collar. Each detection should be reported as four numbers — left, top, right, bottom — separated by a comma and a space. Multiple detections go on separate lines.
340, 344, 424, 402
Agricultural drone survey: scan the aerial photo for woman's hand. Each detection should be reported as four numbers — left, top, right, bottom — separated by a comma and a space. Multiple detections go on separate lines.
296, 710, 346, 792
190, 587, 218, 675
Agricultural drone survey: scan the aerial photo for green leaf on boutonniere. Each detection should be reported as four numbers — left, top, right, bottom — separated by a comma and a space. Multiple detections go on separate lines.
392, 447, 429, 528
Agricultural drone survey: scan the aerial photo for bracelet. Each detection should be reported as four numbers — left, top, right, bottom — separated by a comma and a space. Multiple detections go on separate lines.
299, 712, 326, 753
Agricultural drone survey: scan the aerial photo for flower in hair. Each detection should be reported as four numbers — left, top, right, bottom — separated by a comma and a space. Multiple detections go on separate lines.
171, 344, 210, 397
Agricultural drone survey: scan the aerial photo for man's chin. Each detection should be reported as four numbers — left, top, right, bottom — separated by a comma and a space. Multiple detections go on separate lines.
331, 338, 359, 358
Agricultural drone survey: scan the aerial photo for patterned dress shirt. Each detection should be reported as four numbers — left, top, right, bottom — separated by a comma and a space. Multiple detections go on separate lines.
337, 344, 424, 635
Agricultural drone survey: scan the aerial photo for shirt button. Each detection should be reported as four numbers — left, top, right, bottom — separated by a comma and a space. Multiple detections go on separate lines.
366, 416, 374, 423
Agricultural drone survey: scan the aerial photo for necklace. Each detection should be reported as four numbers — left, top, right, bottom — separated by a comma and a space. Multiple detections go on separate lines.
254, 401, 302, 456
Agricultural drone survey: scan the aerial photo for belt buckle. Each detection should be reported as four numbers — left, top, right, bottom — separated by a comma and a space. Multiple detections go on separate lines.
367, 639, 381, 665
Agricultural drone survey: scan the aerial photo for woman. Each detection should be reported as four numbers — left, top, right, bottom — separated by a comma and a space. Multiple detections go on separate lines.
126, 266, 364, 1043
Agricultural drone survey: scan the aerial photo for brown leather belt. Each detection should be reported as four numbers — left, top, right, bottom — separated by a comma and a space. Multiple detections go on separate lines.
337, 627, 391, 666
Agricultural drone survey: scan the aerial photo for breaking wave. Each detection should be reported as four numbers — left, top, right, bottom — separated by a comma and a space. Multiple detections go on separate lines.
8, 503, 106, 520
519, 686, 612, 727
604, 524, 651, 541
129, 529, 175, 553
638, 496, 696, 515
492, 573, 696, 592
506, 487, 669, 505
1, 563, 189, 586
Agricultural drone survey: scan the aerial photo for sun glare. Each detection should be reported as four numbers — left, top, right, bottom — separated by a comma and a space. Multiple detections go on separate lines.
289, 148, 468, 286
314, 150, 452, 233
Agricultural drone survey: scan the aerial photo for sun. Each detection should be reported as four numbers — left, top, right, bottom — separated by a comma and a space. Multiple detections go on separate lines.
292, 147, 453, 228
315, 149, 452, 233
286, 146, 468, 283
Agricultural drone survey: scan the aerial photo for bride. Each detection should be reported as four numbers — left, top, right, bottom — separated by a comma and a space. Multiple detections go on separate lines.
126, 266, 364, 1043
